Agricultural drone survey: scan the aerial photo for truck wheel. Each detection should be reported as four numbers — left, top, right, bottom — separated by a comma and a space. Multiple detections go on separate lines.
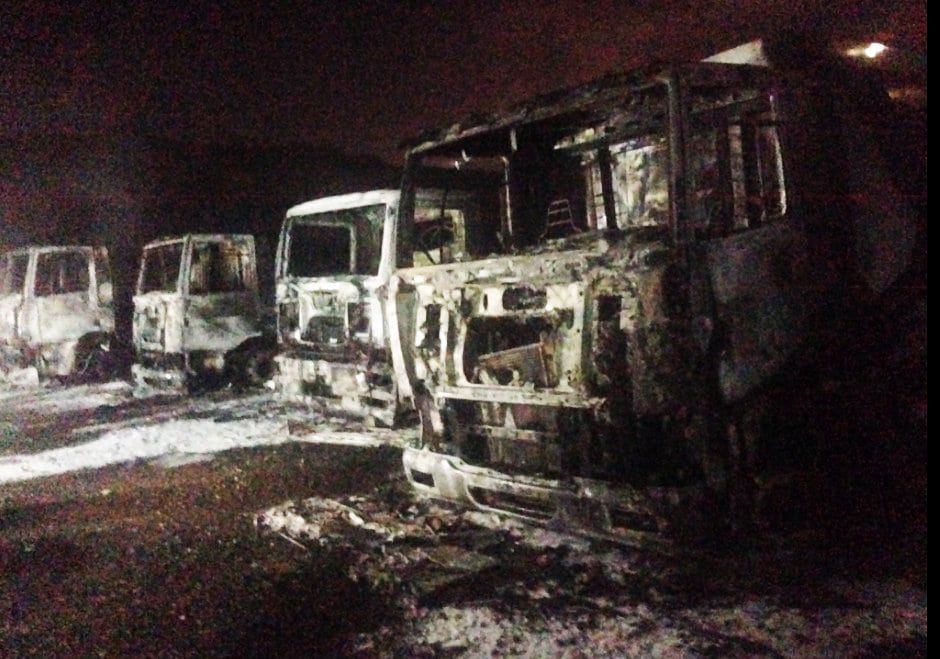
72, 345, 112, 384
238, 348, 273, 388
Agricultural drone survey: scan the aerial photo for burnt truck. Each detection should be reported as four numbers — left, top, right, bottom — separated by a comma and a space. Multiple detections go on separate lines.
0, 245, 114, 382
274, 189, 476, 426
132, 234, 274, 390
388, 40, 921, 535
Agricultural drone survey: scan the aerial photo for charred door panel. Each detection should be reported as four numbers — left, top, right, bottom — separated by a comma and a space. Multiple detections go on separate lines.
182, 238, 261, 353
388, 277, 418, 401
3, 247, 114, 378
23, 250, 97, 345
30, 293, 100, 344
703, 222, 806, 402
182, 294, 261, 353
0, 293, 22, 343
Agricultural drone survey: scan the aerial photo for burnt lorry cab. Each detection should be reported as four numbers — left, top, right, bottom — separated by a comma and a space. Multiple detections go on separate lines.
389, 41, 918, 535
274, 189, 475, 426
132, 234, 271, 390
274, 191, 398, 424
0, 246, 114, 380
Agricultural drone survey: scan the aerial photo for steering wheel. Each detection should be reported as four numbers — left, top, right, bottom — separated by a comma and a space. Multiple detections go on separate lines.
416, 223, 455, 265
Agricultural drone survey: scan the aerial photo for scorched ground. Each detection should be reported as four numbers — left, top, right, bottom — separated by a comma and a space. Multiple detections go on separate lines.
0, 382, 926, 656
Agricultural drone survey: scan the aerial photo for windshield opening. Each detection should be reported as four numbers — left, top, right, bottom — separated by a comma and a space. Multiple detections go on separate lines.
287, 204, 385, 277
404, 81, 786, 256
405, 86, 674, 258
684, 90, 787, 236
140, 243, 182, 293
35, 251, 90, 297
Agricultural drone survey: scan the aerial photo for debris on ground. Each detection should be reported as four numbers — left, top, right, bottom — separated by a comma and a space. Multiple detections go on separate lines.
257, 485, 928, 657
0, 416, 288, 484
0, 379, 130, 411
0, 379, 926, 657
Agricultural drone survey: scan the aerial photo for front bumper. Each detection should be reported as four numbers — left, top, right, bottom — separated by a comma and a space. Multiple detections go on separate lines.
402, 448, 692, 539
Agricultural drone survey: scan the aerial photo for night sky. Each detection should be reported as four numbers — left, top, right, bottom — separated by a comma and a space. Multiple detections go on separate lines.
1, 0, 926, 249
3, 1, 926, 153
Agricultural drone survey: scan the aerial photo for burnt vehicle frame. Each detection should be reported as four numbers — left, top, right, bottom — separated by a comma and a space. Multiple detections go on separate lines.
131, 234, 273, 390
387, 45, 918, 536
0, 245, 114, 382
274, 189, 479, 426
273, 191, 400, 425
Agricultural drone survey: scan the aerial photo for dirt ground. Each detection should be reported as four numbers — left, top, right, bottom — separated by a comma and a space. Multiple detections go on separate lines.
0, 382, 927, 657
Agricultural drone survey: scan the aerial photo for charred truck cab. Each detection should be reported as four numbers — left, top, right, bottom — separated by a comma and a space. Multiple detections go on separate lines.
390, 41, 918, 536
132, 234, 271, 390
0, 246, 114, 381
274, 189, 475, 426
274, 191, 399, 425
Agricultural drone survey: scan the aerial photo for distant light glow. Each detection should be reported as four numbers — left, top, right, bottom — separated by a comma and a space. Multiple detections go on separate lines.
864, 42, 887, 58
847, 42, 888, 59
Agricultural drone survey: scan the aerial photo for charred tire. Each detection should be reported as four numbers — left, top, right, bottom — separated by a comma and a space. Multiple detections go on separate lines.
228, 347, 274, 389
71, 344, 113, 384
243, 349, 273, 387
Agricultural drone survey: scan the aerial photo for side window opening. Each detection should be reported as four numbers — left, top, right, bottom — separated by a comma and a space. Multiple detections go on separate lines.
0, 254, 30, 296
582, 135, 671, 232
410, 165, 505, 266
405, 157, 507, 266
189, 241, 250, 295
754, 121, 787, 219
688, 100, 787, 237
35, 251, 90, 297
413, 207, 466, 267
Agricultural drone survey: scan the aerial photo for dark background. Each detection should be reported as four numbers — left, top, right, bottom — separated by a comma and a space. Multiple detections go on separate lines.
0, 0, 926, 308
